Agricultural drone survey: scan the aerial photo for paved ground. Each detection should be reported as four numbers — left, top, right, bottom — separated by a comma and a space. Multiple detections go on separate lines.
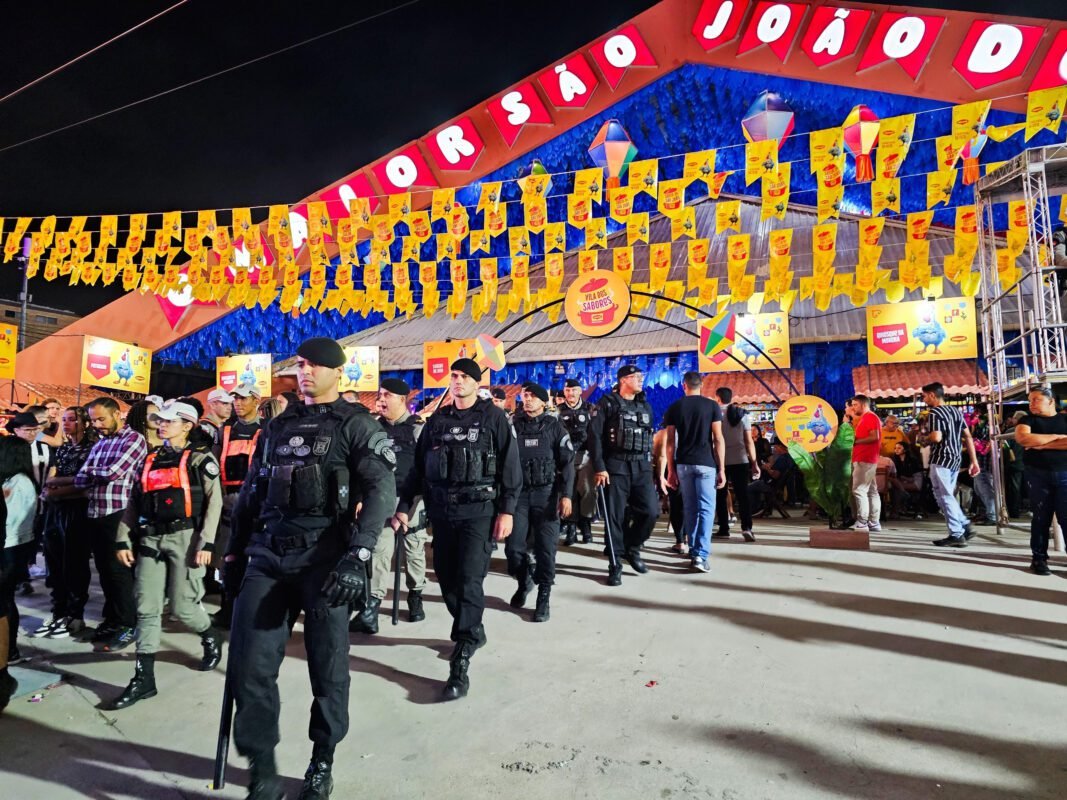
3, 515, 1066, 800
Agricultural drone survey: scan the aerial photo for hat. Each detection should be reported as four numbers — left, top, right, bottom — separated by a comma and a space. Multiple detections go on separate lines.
380, 378, 410, 396
617, 364, 643, 380
6, 411, 40, 433
564, 379, 581, 389
296, 337, 346, 369
1012, 410, 1028, 421
524, 383, 549, 403
231, 382, 261, 398
207, 388, 234, 403
490, 387, 507, 400
151, 401, 199, 424
145, 394, 165, 407
451, 358, 482, 382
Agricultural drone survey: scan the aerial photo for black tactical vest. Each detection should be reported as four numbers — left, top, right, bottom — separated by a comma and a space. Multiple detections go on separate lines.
424, 401, 498, 500
259, 405, 349, 519
604, 393, 654, 459
138, 446, 206, 528
558, 401, 591, 452
515, 412, 556, 488
379, 414, 420, 488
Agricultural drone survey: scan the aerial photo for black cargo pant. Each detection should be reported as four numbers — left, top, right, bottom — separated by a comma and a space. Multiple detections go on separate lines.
716, 463, 754, 535
603, 459, 658, 557
87, 511, 136, 628
43, 499, 91, 620
506, 487, 559, 586
429, 510, 494, 646
228, 536, 350, 756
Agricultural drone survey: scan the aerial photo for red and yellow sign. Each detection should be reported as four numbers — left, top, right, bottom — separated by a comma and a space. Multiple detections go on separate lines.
564, 269, 632, 338
698, 313, 790, 373
423, 339, 490, 389
0, 324, 16, 380
81, 336, 152, 393
339, 346, 380, 392
866, 298, 977, 365
217, 353, 271, 396
774, 395, 839, 454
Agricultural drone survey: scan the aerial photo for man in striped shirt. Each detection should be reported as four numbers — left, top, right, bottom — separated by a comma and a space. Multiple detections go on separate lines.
920, 382, 980, 547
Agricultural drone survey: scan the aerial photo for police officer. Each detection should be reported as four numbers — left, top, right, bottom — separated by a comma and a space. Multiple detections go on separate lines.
227, 337, 396, 800
107, 401, 224, 710
393, 358, 521, 701
507, 383, 573, 622
350, 378, 428, 633
557, 378, 595, 545
212, 381, 262, 629
588, 365, 658, 586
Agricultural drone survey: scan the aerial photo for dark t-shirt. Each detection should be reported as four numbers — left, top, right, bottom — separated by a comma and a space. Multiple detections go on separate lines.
663, 395, 722, 468
1020, 413, 1067, 471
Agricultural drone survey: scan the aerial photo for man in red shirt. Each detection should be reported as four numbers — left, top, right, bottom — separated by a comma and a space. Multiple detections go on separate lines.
849, 394, 883, 533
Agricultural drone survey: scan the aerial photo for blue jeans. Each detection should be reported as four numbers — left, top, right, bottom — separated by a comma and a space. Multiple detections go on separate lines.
929, 465, 969, 538
1026, 467, 1067, 561
677, 464, 717, 560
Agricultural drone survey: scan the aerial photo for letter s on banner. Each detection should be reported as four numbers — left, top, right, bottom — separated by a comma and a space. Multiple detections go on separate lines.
424, 116, 485, 172
1030, 29, 1067, 91
691, 0, 749, 52
590, 24, 658, 89
487, 82, 552, 148
858, 12, 946, 80
953, 21, 1043, 90
800, 6, 872, 67
371, 145, 439, 194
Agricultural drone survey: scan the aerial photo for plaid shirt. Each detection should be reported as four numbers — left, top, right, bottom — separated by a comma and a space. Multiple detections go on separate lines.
74, 426, 148, 518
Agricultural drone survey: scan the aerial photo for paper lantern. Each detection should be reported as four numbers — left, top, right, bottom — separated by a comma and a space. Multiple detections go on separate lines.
843, 104, 880, 183
960, 128, 988, 186
588, 118, 638, 189
741, 91, 795, 150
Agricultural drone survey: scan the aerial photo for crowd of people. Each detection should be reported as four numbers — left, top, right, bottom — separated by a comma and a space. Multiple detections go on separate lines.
0, 340, 1060, 800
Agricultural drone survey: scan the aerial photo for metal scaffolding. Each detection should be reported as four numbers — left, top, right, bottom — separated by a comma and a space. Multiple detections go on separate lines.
975, 143, 1067, 547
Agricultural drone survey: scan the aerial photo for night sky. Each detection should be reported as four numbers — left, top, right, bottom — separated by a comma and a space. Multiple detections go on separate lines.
0, 0, 1064, 318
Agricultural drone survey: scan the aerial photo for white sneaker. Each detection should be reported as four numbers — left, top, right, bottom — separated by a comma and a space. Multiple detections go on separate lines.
692, 558, 711, 573
741, 530, 756, 542
868, 523, 882, 532
32, 618, 61, 637
47, 617, 73, 639
852, 521, 870, 532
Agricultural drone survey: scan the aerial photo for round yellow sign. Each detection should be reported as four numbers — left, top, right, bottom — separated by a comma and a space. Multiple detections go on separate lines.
564, 269, 631, 338
774, 394, 840, 454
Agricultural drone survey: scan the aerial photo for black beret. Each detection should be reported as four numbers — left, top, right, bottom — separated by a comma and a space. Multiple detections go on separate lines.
524, 383, 549, 403
490, 387, 507, 400
617, 364, 642, 379
451, 358, 482, 381
380, 378, 410, 396
6, 411, 40, 433
296, 337, 346, 369
564, 378, 582, 388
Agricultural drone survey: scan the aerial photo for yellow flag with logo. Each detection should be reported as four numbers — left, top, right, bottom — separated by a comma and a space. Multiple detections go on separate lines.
628, 159, 658, 196
649, 244, 671, 292
927, 169, 957, 208
716, 201, 741, 235
437, 233, 459, 262
744, 139, 777, 186
371, 215, 394, 245
197, 210, 217, 240
573, 167, 603, 202
544, 222, 566, 253
657, 178, 687, 219
387, 194, 411, 226
1025, 85, 1067, 141
477, 182, 502, 215
432, 188, 455, 221
308, 201, 332, 239
545, 253, 565, 295
567, 194, 593, 229
99, 216, 118, 248
876, 114, 915, 179
952, 100, 990, 148
934, 135, 962, 171
3, 218, 31, 262
954, 205, 979, 253
469, 229, 490, 255
727, 234, 750, 274
524, 197, 547, 233
268, 205, 289, 242
670, 207, 696, 240
508, 227, 531, 257
585, 217, 607, 249
708, 171, 732, 200
520, 173, 551, 202
812, 224, 837, 272
871, 177, 900, 216
511, 256, 531, 303
578, 250, 599, 275
809, 128, 844, 174
768, 229, 792, 270
626, 213, 649, 245
656, 281, 685, 319
682, 149, 716, 189
817, 179, 843, 223
761, 162, 790, 221
613, 247, 634, 284
907, 211, 934, 241
609, 185, 635, 222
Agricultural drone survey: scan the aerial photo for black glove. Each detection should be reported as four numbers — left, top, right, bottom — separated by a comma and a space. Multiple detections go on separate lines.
222, 556, 247, 599
321, 550, 370, 608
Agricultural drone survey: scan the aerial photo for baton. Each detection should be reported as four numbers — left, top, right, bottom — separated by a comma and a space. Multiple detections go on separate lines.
212, 676, 233, 789
392, 527, 403, 625
596, 485, 619, 572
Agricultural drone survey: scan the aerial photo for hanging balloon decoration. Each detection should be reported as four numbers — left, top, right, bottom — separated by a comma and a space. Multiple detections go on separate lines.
960, 127, 989, 186
843, 104, 880, 183
588, 118, 638, 189
741, 91, 795, 150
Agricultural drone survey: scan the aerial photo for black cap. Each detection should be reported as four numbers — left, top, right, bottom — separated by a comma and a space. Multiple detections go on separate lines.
296, 337, 346, 369
564, 378, 581, 388
6, 411, 39, 433
451, 358, 482, 381
524, 383, 549, 403
380, 378, 410, 396
617, 364, 642, 379
490, 387, 507, 400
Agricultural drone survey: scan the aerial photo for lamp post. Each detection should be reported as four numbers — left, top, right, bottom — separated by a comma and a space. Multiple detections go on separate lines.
17, 236, 31, 352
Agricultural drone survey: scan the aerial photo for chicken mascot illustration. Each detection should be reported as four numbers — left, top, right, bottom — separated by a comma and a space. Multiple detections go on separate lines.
805, 404, 833, 444
239, 359, 257, 388
912, 312, 948, 355
113, 349, 134, 385
343, 352, 362, 386
736, 317, 765, 365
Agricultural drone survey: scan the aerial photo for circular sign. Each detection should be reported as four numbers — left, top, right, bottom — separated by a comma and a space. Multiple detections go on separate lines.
564, 269, 631, 338
774, 395, 840, 454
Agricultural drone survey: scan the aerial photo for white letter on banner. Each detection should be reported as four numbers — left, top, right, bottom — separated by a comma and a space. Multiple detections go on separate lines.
555, 63, 588, 102
756, 3, 793, 45
500, 90, 531, 126
813, 9, 849, 56
967, 24, 1024, 75
435, 125, 475, 165
604, 34, 638, 67
703, 1, 735, 40
883, 17, 927, 59
385, 155, 418, 189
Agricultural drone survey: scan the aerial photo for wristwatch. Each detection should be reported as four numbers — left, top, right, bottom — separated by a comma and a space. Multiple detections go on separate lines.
355, 547, 371, 562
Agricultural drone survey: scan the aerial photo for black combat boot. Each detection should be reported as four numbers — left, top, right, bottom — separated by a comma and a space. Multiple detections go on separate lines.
607, 563, 623, 587
407, 590, 425, 623
563, 523, 577, 546
442, 643, 473, 701
297, 744, 334, 800
625, 548, 649, 574
471, 624, 487, 651
198, 627, 223, 671
509, 565, 534, 609
248, 751, 285, 800
348, 597, 380, 634
532, 585, 551, 622
579, 520, 593, 543
107, 654, 157, 709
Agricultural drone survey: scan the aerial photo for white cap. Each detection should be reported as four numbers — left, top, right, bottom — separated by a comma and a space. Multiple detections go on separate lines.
145, 394, 165, 407
151, 401, 199, 424
231, 382, 261, 398
207, 388, 234, 403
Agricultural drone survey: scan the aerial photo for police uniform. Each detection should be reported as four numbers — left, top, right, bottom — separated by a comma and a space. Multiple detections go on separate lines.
588, 382, 658, 584
397, 365, 521, 700
506, 403, 574, 621
557, 394, 595, 543
227, 338, 396, 799
107, 411, 224, 710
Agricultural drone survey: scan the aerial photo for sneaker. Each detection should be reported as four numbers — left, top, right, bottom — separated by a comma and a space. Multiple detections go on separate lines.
1030, 559, 1051, 576
91, 623, 119, 644
852, 521, 870, 532
933, 536, 967, 548
741, 530, 756, 542
32, 618, 62, 637
867, 523, 882, 532
7, 648, 30, 666
692, 558, 711, 573
47, 617, 73, 639
962, 525, 978, 540
102, 627, 136, 652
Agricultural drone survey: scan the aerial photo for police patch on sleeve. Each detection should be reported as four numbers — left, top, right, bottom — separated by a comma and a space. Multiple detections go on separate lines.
368, 431, 397, 466
203, 460, 220, 478
560, 433, 573, 451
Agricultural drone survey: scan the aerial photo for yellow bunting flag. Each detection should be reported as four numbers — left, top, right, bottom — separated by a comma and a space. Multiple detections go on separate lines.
404, 210, 429, 243
545, 253, 565, 295
1025, 85, 1067, 141
727, 233, 750, 275
628, 158, 658, 196
657, 178, 687, 219
687, 239, 709, 289
809, 128, 844, 175
626, 213, 650, 245
613, 247, 634, 284
477, 182, 502, 215
432, 188, 455, 221
817, 176, 844, 223
609, 185, 635, 222
670, 207, 697, 240
437, 233, 459, 262
716, 200, 741, 235
907, 211, 934, 241
858, 216, 885, 253
197, 210, 218, 240
708, 171, 732, 200
1006, 200, 1030, 257
649, 243, 671, 292
567, 194, 593, 229
308, 200, 332, 239
387, 193, 411, 225
876, 114, 915, 179
682, 149, 716, 189
954, 205, 979, 254
952, 100, 991, 148
371, 215, 395, 245
511, 256, 531, 303
926, 169, 957, 208
768, 229, 792, 267
3, 218, 31, 262
268, 205, 288, 242
761, 162, 790, 221
812, 223, 837, 272
470, 229, 491, 255
630, 282, 652, 314
744, 139, 778, 186
871, 177, 900, 216
520, 172, 550, 202
39, 215, 57, 247
545, 222, 566, 253
524, 197, 547, 233
656, 281, 685, 319
99, 216, 118, 248
573, 167, 603, 202
585, 217, 607, 249
578, 250, 599, 275
934, 135, 962, 171
401, 237, 421, 263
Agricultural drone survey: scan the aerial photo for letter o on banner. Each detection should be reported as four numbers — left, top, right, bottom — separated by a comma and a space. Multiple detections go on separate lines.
603, 33, 638, 67
386, 155, 418, 189
883, 16, 926, 59
756, 3, 793, 44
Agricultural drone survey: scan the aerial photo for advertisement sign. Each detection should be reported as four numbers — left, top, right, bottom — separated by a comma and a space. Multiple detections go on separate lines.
216, 353, 272, 396
423, 339, 490, 390
340, 346, 380, 393
0, 325, 16, 380
774, 395, 840, 454
81, 336, 152, 394
866, 298, 977, 364
564, 269, 632, 338
698, 313, 790, 372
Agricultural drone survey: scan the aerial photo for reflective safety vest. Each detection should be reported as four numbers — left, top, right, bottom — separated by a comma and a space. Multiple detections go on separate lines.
220, 423, 261, 489
140, 449, 203, 525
